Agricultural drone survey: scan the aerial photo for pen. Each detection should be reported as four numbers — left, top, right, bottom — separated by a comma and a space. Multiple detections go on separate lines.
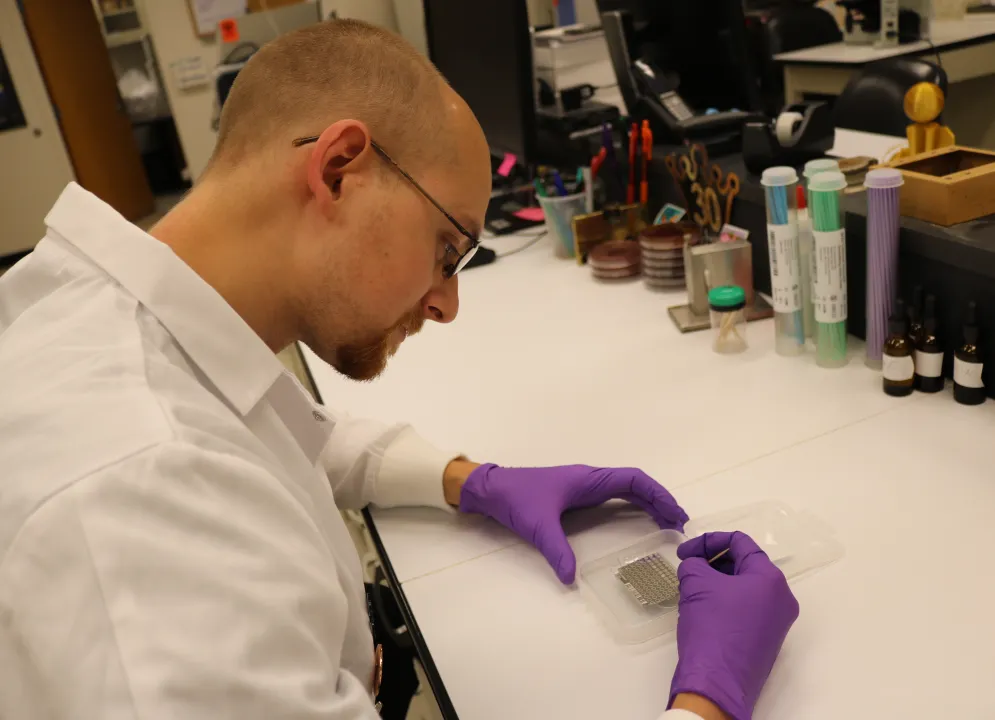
640, 120, 652, 205
551, 169, 568, 197
602, 123, 620, 202
533, 178, 548, 198
591, 147, 607, 181
627, 122, 637, 204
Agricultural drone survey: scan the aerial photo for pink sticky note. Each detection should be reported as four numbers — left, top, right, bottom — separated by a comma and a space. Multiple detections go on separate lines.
513, 207, 545, 222
497, 153, 518, 177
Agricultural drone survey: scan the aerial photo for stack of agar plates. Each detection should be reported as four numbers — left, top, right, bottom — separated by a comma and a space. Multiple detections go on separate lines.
589, 241, 641, 281
639, 228, 686, 291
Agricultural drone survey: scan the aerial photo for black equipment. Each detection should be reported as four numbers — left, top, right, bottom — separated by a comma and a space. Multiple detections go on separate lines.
599, 5, 760, 157
423, 0, 537, 163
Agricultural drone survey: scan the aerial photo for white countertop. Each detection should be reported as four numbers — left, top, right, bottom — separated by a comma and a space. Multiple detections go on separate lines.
304, 231, 995, 719
775, 16, 995, 64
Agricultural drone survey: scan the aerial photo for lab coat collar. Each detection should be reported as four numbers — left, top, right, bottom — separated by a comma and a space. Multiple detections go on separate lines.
45, 182, 287, 419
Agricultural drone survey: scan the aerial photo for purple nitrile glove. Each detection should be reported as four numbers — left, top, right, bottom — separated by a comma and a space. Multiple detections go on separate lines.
670, 531, 800, 720
458, 463, 688, 584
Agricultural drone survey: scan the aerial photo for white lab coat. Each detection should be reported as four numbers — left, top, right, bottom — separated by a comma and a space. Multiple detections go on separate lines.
0, 184, 697, 720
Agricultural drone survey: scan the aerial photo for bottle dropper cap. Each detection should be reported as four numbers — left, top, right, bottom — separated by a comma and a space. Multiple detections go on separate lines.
889, 298, 908, 336
910, 285, 924, 321
964, 301, 979, 345
923, 294, 938, 334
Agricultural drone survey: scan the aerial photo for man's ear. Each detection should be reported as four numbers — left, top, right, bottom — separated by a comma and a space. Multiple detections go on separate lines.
305, 120, 373, 213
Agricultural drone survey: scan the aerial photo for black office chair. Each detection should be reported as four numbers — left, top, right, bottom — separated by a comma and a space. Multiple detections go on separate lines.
765, 4, 843, 56
752, 3, 843, 113
833, 57, 948, 136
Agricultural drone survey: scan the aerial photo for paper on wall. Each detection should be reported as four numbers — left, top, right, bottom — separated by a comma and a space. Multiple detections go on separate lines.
190, 0, 247, 36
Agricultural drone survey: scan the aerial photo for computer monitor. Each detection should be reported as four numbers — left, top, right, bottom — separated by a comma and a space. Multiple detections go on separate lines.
422, 0, 537, 163
596, 0, 761, 113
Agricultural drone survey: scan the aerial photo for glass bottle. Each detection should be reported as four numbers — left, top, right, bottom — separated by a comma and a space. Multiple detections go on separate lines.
883, 299, 915, 397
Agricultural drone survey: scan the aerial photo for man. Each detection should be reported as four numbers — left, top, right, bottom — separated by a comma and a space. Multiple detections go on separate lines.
0, 19, 796, 720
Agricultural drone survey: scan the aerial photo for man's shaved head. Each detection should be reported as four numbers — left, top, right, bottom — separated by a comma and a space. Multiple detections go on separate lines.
155, 18, 491, 383
210, 19, 449, 171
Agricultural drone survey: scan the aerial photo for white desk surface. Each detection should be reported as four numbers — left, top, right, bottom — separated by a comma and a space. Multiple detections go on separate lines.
775, 16, 995, 65
304, 232, 995, 719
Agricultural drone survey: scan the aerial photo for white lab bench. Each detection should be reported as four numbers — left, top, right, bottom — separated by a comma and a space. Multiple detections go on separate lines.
775, 17, 995, 103
303, 231, 995, 719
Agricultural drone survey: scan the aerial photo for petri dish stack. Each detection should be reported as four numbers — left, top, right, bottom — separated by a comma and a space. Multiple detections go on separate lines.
638, 224, 687, 290
589, 241, 641, 280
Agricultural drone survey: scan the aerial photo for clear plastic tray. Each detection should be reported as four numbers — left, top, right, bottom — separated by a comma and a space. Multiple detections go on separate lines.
576, 501, 844, 644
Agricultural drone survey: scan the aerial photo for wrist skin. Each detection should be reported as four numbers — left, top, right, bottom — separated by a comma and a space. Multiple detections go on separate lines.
443, 458, 480, 506
671, 694, 730, 720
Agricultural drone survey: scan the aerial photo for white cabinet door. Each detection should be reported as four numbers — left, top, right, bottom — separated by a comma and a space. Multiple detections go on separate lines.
0, 0, 74, 258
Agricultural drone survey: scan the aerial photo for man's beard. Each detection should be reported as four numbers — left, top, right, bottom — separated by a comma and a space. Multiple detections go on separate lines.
333, 307, 424, 381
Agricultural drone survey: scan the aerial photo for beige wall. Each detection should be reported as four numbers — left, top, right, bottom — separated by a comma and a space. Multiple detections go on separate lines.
933, 0, 973, 18
392, 0, 427, 55
142, 0, 397, 182
140, 0, 218, 181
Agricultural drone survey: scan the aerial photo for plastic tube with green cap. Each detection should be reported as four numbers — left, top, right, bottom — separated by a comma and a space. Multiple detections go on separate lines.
800, 159, 840, 341
808, 170, 849, 368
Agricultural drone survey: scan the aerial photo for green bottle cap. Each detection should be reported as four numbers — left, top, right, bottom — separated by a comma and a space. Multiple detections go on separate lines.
708, 285, 746, 311
808, 170, 847, 192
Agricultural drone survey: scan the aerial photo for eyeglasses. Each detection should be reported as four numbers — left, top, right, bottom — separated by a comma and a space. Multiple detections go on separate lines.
292, 135, 479, 278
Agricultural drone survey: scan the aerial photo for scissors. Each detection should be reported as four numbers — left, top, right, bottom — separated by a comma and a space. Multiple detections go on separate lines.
710, 165, 741, 226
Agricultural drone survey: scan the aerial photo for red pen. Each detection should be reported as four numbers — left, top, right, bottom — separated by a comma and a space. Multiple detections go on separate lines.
591, 147, 607, 181
640, 120, 652, 205
627, 122, 638, 204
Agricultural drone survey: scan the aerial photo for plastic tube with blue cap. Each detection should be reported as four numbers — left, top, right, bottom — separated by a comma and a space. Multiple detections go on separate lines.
761, 167, 805, 356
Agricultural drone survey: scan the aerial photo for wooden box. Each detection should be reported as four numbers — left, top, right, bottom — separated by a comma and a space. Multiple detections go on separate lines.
891, 146, 995, 226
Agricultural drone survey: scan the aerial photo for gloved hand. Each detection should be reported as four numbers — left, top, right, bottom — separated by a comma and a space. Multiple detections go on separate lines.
459, 464, 688, 584
669, 531, 800, 720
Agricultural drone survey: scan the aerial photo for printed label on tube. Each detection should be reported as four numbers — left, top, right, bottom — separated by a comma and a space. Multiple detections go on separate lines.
812, 229, 847, 323
954, 358, 984, 388
882, 355, 914, 382
914, 350, 943, 378
767, 223, 801, 313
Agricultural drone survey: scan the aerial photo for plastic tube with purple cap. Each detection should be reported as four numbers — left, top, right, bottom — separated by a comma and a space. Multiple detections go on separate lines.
864, 168, 905, 369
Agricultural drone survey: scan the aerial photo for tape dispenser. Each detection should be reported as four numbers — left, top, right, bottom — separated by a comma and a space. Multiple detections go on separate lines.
742, 102, 834, 175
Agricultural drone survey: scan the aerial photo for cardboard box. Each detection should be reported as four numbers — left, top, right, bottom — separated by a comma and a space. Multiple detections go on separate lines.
891, 146, 995, 226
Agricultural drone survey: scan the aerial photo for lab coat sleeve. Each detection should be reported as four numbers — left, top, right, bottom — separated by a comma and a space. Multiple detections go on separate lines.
318, 407, 459, 511
0, 441, 379, 719
658, 710, 703, 719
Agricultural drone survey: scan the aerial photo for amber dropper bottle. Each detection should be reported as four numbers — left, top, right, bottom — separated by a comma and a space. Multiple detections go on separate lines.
883, 298, 915, 397
908, 285, 925, 347
914, 294, 944, 393
954, 301, 985, 405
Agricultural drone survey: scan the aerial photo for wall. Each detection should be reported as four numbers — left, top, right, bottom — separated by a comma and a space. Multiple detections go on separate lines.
142, 0, 397, 182
140, 0, 219, 181
392, 0, 427, 55
933, 0, 973, 18
321, 0, 397, 28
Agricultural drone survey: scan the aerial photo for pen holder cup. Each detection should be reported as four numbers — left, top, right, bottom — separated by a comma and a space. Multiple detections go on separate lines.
538, 193, 588, 258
